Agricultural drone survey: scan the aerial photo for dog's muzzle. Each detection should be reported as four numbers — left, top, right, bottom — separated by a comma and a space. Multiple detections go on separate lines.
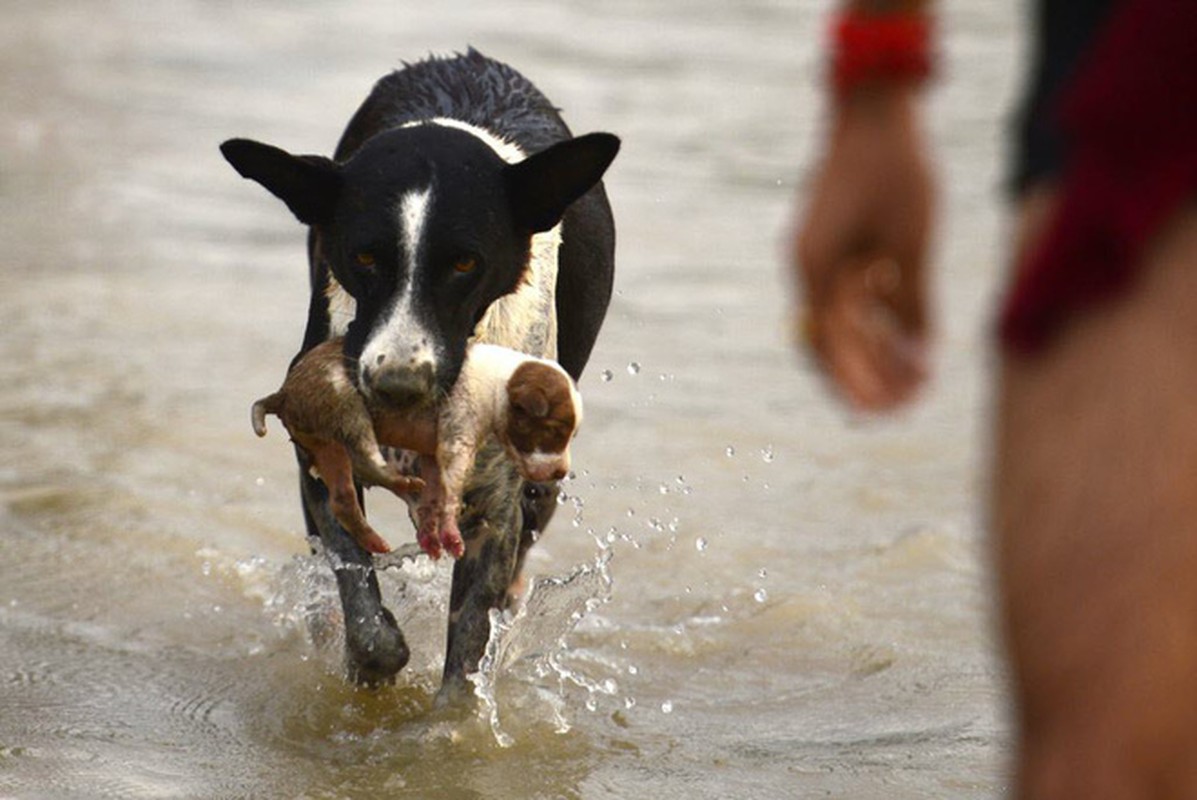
364, 362, 436, 409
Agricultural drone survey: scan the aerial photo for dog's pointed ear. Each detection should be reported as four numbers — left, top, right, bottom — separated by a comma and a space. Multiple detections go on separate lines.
505, 133, 620, 233
220, 138, 341, 225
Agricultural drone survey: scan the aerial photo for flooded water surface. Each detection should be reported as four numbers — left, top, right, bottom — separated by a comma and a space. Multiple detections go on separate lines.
2, 1, 1021, 797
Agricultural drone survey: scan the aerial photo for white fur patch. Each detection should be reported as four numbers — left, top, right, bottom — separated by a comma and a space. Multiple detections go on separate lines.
359, 187, 438, 383
325, 274, 355, 337
402, 117, 526, 164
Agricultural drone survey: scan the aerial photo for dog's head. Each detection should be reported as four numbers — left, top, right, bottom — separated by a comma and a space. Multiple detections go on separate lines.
503, 360, 582, 483
221, 125, 618, 412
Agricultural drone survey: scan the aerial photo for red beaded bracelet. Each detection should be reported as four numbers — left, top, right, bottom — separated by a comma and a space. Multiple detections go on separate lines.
831, 11, 935, 96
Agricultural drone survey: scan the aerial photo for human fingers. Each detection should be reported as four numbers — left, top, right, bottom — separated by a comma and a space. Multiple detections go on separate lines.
817, 258, 928, 411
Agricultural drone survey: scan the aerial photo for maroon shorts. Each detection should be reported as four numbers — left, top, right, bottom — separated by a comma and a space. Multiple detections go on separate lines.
999, 0, 1197, 354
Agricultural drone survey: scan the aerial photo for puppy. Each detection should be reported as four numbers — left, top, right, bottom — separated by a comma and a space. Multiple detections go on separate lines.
253, 339, 582, 559
401, 342, 583, 560
251, 339, 426, 556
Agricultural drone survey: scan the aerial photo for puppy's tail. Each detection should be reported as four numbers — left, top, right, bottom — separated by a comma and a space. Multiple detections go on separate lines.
251, 392, 283, 437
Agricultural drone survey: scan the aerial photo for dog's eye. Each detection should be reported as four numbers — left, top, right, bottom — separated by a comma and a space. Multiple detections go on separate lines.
355, 252, 376, 268
453, 257, 476, 274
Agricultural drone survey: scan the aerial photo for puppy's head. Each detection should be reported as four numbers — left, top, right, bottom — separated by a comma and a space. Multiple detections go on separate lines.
503, 360, 582, 483
220, 126, 618, 413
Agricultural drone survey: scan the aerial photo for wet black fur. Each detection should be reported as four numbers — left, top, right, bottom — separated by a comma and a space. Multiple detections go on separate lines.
222, 49, 617, 692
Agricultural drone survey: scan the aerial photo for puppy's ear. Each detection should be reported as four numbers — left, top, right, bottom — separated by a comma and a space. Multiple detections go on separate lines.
504, 133, 620, 233
220, 138, 341, 225
509, 380, 550, 420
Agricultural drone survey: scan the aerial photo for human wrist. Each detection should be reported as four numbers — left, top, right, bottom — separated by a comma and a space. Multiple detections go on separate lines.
832, 81, 920, 131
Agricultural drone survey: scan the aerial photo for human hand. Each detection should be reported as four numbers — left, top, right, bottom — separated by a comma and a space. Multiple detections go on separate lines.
794, 86, 935, 411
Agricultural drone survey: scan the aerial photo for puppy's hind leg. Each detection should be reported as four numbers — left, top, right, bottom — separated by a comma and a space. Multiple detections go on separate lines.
308, 440, 393, 555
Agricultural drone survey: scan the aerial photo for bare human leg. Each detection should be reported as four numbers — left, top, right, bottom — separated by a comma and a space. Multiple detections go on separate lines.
994, 201, 1197, 799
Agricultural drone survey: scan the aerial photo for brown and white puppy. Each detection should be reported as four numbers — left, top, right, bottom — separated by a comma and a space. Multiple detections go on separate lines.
411, 343, 582, 559
252, 339, 582, 560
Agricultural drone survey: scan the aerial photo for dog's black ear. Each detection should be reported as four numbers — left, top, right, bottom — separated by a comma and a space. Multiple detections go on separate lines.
504, 133, 620, 233
220, 138, 341, 225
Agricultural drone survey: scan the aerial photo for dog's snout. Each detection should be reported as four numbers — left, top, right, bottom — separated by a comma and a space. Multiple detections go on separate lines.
369, 362, 435, 408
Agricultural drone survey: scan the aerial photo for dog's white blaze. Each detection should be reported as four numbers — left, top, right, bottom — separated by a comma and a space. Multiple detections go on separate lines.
359, 187, 437, 382
399, 187, 431, 275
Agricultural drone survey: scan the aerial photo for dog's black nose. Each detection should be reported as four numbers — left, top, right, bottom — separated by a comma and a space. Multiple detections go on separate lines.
370, 363, 436, 408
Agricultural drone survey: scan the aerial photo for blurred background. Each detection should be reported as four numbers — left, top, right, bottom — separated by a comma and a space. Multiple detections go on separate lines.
0, 1, 1021, 797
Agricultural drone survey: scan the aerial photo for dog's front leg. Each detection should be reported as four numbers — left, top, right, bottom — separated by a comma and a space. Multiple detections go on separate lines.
297, 448, 410, 686
438, 441, 526, 701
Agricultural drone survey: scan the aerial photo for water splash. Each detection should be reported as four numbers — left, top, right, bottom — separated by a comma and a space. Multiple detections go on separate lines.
469, 549, 615, 747
260, 542, 453, 686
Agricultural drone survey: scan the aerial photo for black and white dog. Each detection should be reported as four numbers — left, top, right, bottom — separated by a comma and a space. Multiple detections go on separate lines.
221, 49, 618, 694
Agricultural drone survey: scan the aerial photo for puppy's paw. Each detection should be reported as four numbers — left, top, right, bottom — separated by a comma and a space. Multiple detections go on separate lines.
440, 519, 465, 560
357, 527, 392, 555
416, 516, 443, 560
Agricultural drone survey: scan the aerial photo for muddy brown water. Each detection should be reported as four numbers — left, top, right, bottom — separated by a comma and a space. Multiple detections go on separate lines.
1, 1, 1021, 797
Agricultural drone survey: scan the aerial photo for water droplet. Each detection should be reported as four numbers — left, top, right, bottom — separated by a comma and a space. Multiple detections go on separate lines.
661, 700, 674, 714
758, 568, 768, 579
628, 664, 639, 675
754, 588, 769, 603
585, 697, 598, 712
601, 370, 613, 382
760, 445, 775, 463
254, 476, 265, 486
725, 445, 736, 457
626, 507, 635, 517
201, 561, 212, 577
695, 537, 708, 552
627, 362, 641, 375
658, 483, 669, 495
624, 696, 637, 709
